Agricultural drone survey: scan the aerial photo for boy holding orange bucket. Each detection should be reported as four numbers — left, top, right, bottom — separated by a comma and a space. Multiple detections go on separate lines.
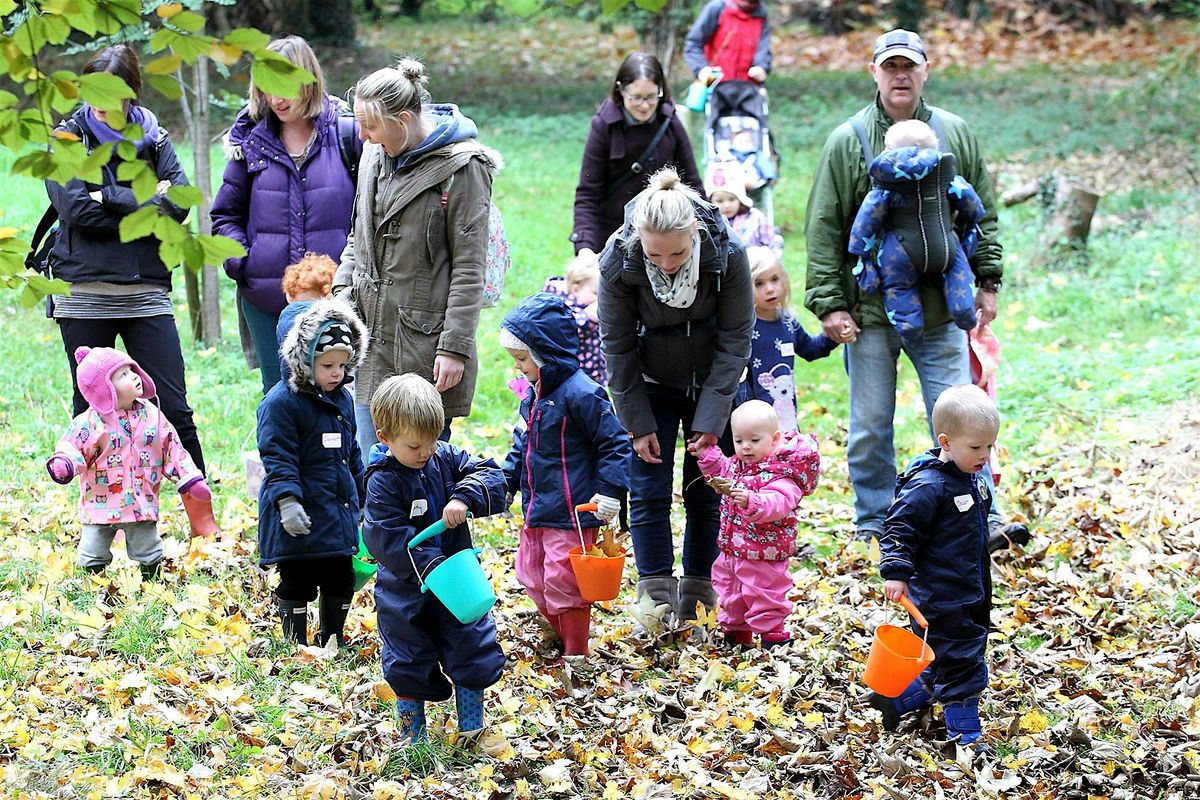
874, 384, 999, 746
689, 399, 821, 648
500, 293, 631, 659
362, 374, 508, 743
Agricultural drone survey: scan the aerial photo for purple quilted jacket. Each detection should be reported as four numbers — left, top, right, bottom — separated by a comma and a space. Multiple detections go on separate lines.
212, 97, 360, 314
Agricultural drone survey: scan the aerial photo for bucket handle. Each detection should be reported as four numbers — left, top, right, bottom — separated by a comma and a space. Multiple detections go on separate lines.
573, 502, 603, 558
887, 593, 932, 653
407, 513, 475, 593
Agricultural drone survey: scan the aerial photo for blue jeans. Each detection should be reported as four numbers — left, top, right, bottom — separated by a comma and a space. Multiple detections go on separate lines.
241, 296, 282, 394
845, 321, 1000, 535
354, 400, 451, 470
628, 385, 729, 580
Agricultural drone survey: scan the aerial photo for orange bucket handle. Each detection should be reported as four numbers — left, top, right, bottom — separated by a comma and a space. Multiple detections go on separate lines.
887, 593, 931, 652
574, 502, 603, 555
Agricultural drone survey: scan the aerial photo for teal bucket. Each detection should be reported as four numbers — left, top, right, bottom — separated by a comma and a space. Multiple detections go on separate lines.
409, 518, 496, 624
351, 531, 376, 592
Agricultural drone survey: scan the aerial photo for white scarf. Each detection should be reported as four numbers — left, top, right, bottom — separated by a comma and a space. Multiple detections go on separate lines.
645, 232, 701, 309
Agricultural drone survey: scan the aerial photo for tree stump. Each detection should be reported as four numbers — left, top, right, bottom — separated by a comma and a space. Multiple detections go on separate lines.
1042, 176, 1101, 252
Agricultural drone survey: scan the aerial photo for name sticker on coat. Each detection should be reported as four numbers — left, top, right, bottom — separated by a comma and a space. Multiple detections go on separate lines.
409, 499, 428, 518
954, 494, 975, 512
322, 433, 342, 449
779, 342, 795, 357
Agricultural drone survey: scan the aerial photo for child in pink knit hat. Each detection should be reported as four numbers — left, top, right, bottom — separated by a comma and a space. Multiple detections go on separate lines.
46, 347, 210, 580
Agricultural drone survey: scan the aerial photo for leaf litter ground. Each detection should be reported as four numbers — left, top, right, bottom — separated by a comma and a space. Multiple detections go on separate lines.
2, 403, 1199, 799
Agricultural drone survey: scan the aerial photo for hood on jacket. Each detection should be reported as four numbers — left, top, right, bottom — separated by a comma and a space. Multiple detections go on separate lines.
223, 95, 346, 161
869, 146, 952, 187
895, 448, 957, 490
609, 193, 732, 275
279, 298, 368, 394
500, 293, 580, 394
392, 104, 479, 170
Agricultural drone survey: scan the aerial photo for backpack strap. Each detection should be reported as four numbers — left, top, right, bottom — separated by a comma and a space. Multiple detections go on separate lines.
927, 108, 947, 150
336, 114, 359, 184
848, 116, 874, 166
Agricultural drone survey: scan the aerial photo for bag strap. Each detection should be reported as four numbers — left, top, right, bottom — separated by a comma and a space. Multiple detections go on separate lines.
609, 115, 674, 196
28, 205, 59, 254
336, 114, 359, 184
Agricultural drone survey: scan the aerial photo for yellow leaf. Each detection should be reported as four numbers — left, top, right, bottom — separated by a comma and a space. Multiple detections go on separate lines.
155, 3, 183, 17
711, 779, 756, 800
603, 783, 624, 800
373, 681, 397, 703
0, 227, 18, 239
1020, 709, 1050, 733
210, 43, 242, 67
730, 714, 755, 732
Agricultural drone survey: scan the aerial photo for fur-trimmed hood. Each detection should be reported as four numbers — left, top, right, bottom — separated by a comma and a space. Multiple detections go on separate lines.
279, 298, 368, 394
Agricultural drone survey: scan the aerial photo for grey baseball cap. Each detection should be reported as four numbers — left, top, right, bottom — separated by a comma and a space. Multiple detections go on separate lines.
873, 29, 927, 66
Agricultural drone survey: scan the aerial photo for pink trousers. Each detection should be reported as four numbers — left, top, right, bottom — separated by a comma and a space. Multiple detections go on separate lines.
711, 552, 793, 636
516, 526, 595, 615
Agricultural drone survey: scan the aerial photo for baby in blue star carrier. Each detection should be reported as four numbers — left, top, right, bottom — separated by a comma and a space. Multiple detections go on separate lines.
848, 119, 985, 348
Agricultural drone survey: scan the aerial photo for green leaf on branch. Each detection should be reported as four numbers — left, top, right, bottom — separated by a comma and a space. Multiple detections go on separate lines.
168, 11, 206, 34
148, 27, 216, 61
155, 216, 189, 245
145, 55, 183, 76
632, 0, 667, 10
146, 73, 182, 101
119, 206, 159, 243
250, 51, 315, 98
601, 0, 631, 12
222, 28, 270, 53
197, 235, 246, 264
117, 159, 157, 203
166, 185, 203, 209
80, 72, 136, 112
0, 0, 16, 17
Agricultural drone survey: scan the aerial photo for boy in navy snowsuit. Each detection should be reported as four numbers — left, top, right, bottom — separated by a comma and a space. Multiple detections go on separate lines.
873, 384, 998, 747
258, 299, 366, 648
362, 374, 507, 743
499, 293, 630, 658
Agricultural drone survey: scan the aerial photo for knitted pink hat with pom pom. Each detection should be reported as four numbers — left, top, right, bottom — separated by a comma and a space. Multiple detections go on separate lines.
74, 347, 156, 415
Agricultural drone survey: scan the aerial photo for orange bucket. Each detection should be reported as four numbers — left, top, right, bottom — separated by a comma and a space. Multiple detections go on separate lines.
568, 545, 626, 602
864, 595, 935, 697
567, 502, 626, 602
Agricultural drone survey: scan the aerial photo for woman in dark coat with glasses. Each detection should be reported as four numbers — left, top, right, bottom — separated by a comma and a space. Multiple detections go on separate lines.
570, 52, 703, 265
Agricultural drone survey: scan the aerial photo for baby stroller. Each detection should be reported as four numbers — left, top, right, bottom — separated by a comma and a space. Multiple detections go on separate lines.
704, 79, 780, 225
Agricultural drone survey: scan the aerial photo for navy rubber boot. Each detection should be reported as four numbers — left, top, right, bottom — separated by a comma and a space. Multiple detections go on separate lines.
396, 697, 427, 743
943, 698, 984, 745
455, 686, 485, 734
868, 678, 932, 731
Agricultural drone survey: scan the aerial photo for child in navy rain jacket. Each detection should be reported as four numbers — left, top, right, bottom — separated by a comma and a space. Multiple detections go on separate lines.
500, 293, 631, 658
257, 298, 366, 648
362, 374, 507, 743
874, 384, 998, 747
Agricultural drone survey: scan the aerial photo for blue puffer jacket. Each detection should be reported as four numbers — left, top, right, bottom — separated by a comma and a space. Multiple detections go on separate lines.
500, 293, 631, 530
256, 300, 367, 565
212, 97, 360, 314
879, 449, 992, 621
362, 441, 508, 701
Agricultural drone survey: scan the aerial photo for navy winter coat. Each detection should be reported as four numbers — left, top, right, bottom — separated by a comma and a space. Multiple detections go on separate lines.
212, 97, 360, 314
45, 105, 190, 289
256, 300, 368, 565
500, 293, 631, 530
880, 450, 993, 700
362, 442, 508, 701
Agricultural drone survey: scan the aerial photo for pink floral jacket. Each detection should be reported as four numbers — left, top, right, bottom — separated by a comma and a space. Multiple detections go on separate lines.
696, 430, 821, 561
53, 400, 202, 525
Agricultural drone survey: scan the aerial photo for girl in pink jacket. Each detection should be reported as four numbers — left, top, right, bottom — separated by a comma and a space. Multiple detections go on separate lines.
689, 399, 819, 647
46, 347, 210, 580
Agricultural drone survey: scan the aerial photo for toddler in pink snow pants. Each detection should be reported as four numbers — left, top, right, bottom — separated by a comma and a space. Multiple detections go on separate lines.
690, 399, 820, 648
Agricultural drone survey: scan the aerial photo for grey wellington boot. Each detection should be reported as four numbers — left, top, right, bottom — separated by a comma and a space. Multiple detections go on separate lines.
677, 576, 717, 622
634, 576, 678, 629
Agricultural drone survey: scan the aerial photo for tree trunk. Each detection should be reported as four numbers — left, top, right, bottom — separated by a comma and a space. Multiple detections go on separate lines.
310, 0, 356, 45
180, 58, 221, 345
1041, 176, 1100, 252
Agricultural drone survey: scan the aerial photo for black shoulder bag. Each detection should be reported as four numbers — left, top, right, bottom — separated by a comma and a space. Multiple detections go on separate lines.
608, 115, 674, 196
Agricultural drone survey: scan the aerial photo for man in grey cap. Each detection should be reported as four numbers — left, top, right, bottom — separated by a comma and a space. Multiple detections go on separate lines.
803, 29, 1027, 549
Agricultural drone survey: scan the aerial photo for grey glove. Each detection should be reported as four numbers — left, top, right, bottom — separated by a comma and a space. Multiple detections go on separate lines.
278, 496, 311, 537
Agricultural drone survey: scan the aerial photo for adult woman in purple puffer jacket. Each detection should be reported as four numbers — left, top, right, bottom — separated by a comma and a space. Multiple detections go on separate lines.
212, 36, 361, 393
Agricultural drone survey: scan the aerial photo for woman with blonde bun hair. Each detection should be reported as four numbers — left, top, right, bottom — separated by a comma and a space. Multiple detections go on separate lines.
334, 57, 502, 460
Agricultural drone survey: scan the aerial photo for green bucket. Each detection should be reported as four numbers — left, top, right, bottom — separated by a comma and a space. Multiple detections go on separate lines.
352, 531, 376, 592
409, 518, 496, 624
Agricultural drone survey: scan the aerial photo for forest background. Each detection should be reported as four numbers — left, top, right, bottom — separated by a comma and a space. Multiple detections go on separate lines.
0, 0, 1198, 797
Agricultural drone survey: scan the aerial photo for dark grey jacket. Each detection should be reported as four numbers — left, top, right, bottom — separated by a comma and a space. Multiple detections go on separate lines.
597, 199, 753, 438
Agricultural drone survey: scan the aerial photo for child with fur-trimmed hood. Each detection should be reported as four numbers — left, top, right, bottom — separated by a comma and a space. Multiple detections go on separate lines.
257, 298, 368, 648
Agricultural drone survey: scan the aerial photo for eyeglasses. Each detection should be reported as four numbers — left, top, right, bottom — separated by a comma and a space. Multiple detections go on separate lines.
620, 88, 663, 106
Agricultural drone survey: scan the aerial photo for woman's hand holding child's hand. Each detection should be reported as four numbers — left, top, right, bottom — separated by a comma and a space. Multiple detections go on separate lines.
46, 456, 75, 485
442, 499, 469, 528
884, 579, 908, 602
